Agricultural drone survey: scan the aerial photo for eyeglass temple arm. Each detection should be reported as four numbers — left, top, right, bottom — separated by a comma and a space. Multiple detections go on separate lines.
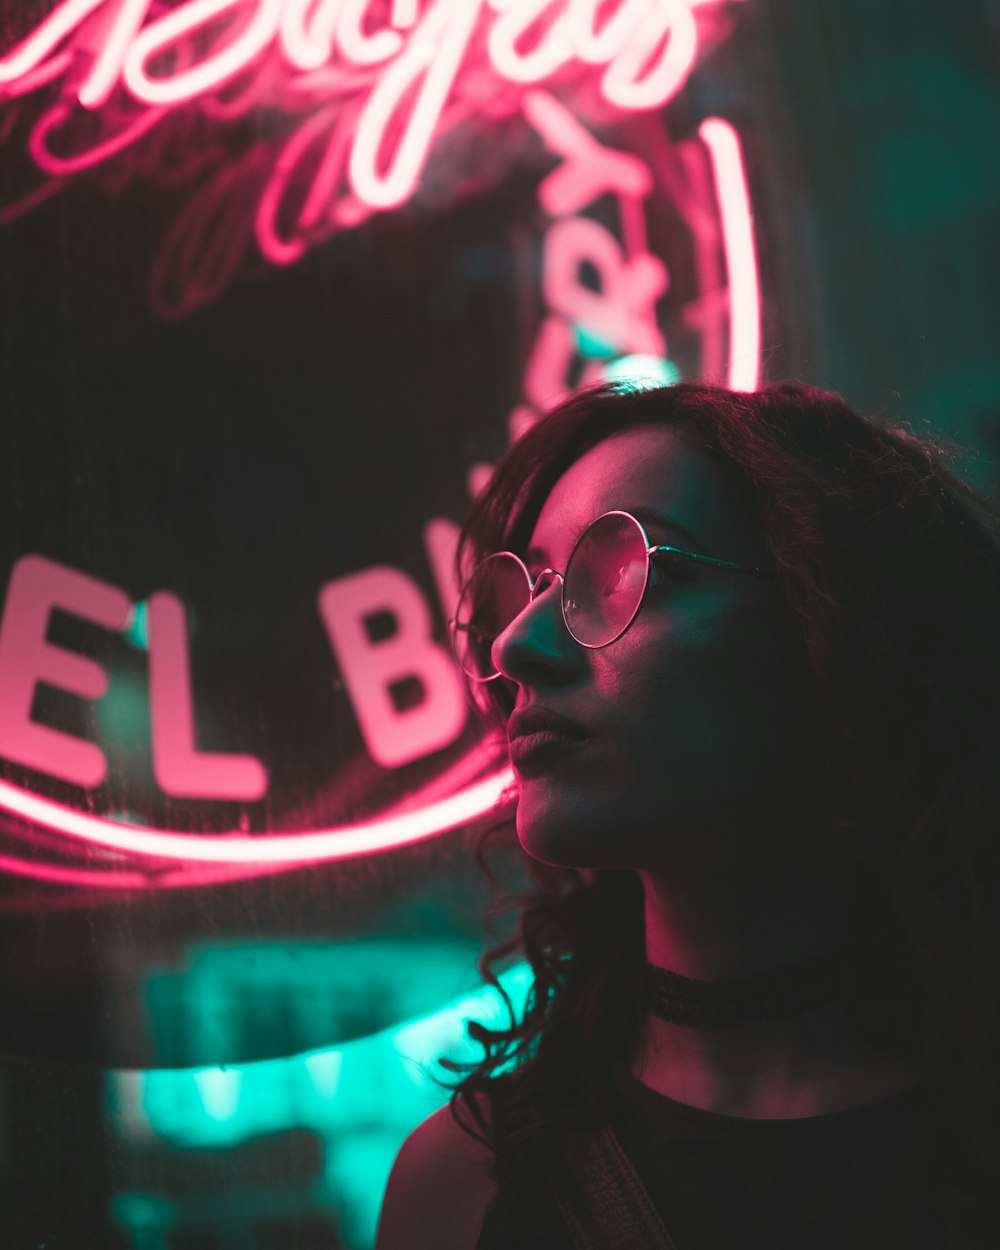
649, 544, 774, 579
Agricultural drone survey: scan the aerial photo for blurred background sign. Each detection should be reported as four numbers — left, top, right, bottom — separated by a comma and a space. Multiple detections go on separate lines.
0, 0, 998, 1246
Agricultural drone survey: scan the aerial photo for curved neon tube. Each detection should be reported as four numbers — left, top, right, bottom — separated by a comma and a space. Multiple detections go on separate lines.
0, 852, 153, 890
78, 0, 153, 109
0, 0, 105, 85
566, 0, 648, 65
0, 766, 513, 864
29, 101, 166, 175
0, 847, 334, 891
698, 117, 760, 391
123, 0, 284, 106
600, 0, 697, 111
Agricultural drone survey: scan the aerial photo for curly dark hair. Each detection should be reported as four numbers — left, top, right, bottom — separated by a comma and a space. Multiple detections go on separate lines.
432, 380, 1000, 1246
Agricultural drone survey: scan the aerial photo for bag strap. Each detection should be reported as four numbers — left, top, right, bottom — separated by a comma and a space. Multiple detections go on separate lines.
531, 1110, 681, 1250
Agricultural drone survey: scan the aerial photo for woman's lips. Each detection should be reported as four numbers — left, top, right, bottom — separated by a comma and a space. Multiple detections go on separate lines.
508, 730, 589, 770
507, 707, 589, 772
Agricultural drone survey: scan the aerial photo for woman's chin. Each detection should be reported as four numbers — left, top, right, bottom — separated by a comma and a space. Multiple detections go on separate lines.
515, 790, 624, 869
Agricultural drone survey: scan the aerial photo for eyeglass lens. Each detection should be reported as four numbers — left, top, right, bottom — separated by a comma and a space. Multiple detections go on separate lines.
563, 512, 648, 646
453, 513, 649, 681
453, 553, 531, 680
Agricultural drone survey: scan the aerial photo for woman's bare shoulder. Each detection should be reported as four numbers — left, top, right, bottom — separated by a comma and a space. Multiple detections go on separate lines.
374, 1093, 499, 1250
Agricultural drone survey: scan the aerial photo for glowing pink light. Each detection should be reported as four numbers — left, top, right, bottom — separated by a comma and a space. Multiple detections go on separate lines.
391, 0, 420, 28
523, 89, 652, 215
0, 180, 66, 229
698, 117, 760, 390
0, 846, 332, 893
0, 11, 757, 877
0, 0, 735, 118
148, 592, 269, 800
600, 0, 697, 110
348, 0, 483, 209
123, 0, 285, 106
256, 102, 341, 264
29, 101, 166, 175
0, 767, 513, 864
279, 0, 343, 72
486, 0, 574, 84
0, 852, 152, 890
0, 0, 105, 85
566, 0, 649, 64
337, 0, 405, 66
5, 52, 72, 99
1, 2, 732, 163
78, 0, 153, 108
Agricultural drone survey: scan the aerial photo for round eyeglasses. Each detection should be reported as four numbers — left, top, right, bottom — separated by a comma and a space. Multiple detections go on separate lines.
449, 510, 774, 683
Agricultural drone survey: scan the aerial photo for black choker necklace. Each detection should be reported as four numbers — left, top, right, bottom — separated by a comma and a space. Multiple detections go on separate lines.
644, 946, 850, 1028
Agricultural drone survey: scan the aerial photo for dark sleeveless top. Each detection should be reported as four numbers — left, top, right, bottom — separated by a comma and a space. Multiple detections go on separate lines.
475, 1070, 946, 1250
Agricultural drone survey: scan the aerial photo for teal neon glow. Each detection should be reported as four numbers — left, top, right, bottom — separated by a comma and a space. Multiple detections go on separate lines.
107, 959, 531, 1146
123, 599, 149, 649
107, 961, 532, 1248
603, 354, 681, 387
575, 323, 617, 359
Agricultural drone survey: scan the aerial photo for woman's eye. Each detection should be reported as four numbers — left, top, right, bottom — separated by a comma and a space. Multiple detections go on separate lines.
600, 561, 644, 597
652, 552, 697, 583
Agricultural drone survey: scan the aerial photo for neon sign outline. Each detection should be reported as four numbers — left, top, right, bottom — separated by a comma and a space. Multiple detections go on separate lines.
0, 110, 758, 873
0, 767, 513, 865
1, 1, 741, 267
0, 1, 761, 874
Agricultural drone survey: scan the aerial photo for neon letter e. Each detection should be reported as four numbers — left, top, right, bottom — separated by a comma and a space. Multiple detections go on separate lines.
317, 567, 466, 769
0, 554, 131, 788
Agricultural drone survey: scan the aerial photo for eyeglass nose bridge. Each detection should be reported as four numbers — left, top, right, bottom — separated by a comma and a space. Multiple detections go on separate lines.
527, 568, 564, 602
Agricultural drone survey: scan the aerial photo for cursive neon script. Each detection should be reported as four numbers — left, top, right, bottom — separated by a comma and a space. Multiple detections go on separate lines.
1, 2, 739, 253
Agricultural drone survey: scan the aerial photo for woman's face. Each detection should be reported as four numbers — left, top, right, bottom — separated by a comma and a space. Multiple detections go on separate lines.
493, 424, 823, 875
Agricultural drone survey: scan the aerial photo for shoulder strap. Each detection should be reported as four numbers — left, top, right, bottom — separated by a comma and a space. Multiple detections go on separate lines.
537, 1116, 682, 1250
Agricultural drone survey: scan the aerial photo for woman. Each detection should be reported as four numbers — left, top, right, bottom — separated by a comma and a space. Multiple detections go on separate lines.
375, 381, 1000, 1250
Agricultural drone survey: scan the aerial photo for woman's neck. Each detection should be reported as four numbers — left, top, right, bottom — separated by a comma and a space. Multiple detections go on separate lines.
630, 859, 932, 1118
638, 854, 849, 981
629, 1006, 932, 1118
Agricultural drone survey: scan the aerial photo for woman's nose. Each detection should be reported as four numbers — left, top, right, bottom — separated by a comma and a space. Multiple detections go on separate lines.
491, 572, 581, 686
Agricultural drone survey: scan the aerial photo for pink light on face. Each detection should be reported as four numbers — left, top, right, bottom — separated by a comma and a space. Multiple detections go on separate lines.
0, 768, 513, 864
698, 117, 760, 390
123, 0, 284, 106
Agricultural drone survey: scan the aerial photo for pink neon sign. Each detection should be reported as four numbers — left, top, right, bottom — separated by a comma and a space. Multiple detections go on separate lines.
1, 0, 742, 302
0, 4, 761, 879
0, 106, 759, 877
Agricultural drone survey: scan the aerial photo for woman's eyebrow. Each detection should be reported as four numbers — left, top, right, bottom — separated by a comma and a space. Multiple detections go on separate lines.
521, 509, 704, 568
629, 507, 705, 553
522, 543, 551, 569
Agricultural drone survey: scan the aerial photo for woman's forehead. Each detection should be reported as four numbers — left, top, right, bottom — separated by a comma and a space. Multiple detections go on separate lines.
528, 425, 755, 556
